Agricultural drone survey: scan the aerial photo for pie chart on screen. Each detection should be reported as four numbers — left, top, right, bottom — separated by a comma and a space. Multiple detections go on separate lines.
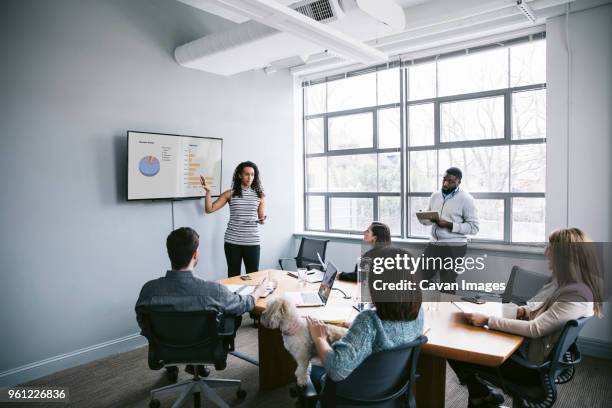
139, 156, 160, 177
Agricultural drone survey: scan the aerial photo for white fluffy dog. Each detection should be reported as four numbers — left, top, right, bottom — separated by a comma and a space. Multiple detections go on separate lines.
260, 296, 348, 386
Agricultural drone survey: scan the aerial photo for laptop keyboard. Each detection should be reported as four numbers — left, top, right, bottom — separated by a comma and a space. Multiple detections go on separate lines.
301, 292, 321, 304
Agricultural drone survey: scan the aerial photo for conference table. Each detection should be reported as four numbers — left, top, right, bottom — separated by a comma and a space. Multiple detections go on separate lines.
220, 270, 523, 408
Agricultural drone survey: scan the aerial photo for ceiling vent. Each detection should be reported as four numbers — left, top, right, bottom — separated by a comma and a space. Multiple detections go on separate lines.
291, 0, 344, 23
174, 0, 396, 76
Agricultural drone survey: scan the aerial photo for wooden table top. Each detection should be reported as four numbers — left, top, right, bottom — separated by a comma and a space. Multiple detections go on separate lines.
220, 269, 523, 367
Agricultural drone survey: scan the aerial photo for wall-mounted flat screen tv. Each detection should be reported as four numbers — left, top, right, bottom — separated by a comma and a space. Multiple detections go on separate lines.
127, 131, 222, 200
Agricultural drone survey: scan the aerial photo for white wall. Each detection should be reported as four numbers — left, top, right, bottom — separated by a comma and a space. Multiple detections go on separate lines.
546, 3, 612, 343
0, 0, 294, 384
547, 3, 612, 241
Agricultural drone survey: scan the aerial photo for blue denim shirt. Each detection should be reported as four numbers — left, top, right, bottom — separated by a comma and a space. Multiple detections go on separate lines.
135, 270, 255, 332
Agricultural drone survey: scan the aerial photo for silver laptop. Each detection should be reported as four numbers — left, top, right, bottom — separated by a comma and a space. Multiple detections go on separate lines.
286, 262, 339, 307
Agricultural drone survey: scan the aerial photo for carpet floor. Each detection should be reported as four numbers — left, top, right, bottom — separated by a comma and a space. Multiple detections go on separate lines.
5, 317, 611, 408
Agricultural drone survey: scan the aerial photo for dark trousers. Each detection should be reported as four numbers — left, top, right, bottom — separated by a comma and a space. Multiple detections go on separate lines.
448, 355, 539, 398
422, 243, 467, 293
310, 365, 326, 393
224, 243, 260, 277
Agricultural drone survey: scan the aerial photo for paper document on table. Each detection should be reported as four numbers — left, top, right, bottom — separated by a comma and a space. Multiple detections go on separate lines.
452, 301, 506, 317
224, 284, 256, 296
299, 307, 354, 324
452, 301, 485, 314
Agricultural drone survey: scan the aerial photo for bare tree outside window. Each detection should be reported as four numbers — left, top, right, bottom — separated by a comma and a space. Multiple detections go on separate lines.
303, 37, 546, 242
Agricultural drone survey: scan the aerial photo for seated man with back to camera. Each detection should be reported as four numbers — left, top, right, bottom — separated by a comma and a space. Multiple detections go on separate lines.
135, 227, 267, 382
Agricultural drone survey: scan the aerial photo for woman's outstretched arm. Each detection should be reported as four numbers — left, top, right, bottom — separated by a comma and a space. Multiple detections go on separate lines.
200, 175, 230, 213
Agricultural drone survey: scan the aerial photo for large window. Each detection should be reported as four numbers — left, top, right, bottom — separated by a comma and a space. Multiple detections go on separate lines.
303, 37, 546, 243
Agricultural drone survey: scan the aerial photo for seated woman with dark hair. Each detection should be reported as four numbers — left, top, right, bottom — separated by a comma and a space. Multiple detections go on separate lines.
448, 227, 603, 407
339, 221, 392, 282
307, 246, 424, 389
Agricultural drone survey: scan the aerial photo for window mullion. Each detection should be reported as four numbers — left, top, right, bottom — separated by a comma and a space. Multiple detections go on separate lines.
505, 196, 512, 243
400, 66, 407, 238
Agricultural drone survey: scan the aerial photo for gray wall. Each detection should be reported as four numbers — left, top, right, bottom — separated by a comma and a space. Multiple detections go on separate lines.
546, 3, 612, 343
0, 0, 294, 381
547, 3, 612, 241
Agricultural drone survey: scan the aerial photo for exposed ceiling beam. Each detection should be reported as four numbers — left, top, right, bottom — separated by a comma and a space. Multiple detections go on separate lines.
293, 0, 608, 77
181, 0, 388, 65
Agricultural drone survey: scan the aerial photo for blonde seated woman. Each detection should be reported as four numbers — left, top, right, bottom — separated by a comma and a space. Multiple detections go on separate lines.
448, 227, 603, 408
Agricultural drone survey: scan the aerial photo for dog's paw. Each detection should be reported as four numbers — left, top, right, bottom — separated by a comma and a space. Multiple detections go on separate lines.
296, 375, 308, 387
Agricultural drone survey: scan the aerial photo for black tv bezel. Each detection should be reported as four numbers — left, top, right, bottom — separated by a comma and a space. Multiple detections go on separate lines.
126, 130, 223, 201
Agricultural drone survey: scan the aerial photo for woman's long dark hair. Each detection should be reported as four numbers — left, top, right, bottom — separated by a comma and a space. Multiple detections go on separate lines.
232, 161, 264, 198
370, 222, 392, 245
368, 246, 422, 321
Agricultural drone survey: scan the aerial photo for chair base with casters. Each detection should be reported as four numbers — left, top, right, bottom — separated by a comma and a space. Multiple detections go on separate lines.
149, 365, 245, 408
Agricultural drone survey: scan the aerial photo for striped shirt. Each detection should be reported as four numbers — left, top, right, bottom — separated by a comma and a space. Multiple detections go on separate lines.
224, 188, 261, 245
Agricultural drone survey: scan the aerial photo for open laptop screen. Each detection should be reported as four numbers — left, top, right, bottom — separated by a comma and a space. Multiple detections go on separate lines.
318, 262, 338, 303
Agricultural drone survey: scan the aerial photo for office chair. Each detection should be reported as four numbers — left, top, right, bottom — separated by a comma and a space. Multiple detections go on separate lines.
492, 317, 590, 408
502, 266, 552, 305
296, 335, 427, 408
279, 237, 330, 271
138, 309, 246, 408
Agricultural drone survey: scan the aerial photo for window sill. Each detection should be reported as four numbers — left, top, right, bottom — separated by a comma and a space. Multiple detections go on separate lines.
293, 231, 545, 255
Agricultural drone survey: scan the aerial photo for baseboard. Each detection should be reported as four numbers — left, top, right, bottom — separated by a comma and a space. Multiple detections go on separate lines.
0, 333, 147, 387
577, 336, 612, 360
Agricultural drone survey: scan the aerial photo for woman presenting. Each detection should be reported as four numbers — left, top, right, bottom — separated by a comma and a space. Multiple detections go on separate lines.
200, 161, 266, 277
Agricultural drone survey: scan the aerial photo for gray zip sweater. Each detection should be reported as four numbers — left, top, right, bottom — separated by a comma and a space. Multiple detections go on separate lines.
427, 189, 479, 243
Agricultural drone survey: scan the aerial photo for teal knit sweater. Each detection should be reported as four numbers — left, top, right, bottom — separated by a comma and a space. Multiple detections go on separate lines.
323, 308, 425, 381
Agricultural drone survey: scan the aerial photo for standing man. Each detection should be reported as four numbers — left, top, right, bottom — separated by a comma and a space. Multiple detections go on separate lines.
423, 167, 479, 290
135, 227, 267, 382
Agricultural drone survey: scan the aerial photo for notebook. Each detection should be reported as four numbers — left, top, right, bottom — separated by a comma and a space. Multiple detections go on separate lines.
224, 284, 256, 296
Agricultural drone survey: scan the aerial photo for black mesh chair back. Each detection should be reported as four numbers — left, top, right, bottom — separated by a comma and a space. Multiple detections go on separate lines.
298, 238, 329, 268
138, 309, 233, 371
279, 237, 330, 270
549, 317, 588, 383
504, 317, 590, 408
318, 335, 427, 408
502, 266, 552, 305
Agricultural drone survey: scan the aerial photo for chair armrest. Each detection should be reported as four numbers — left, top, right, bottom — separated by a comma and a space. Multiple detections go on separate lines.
306, 263, 324, 271
509, 353, 551, 371
218, 315, 238, 336
278, 258, 296, 270
335, 381, 411, 404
